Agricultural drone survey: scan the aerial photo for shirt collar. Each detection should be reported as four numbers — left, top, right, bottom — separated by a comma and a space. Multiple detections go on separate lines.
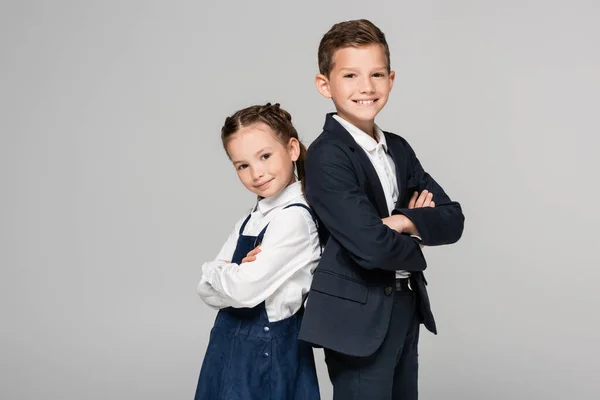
256, 180, 303, 214
333, 114, 387, 153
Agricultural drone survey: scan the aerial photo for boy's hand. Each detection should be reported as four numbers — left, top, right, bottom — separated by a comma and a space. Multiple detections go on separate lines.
382, 191, 435, 248
382, 215, 420, 236
409, 190, 435, 209
408, 190, 435, 248
382, 215, 411, 233
241, 246, 261, 264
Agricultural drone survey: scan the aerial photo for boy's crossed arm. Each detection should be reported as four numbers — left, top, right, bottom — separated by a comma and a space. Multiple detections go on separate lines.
391, 140, 464, 246
305, 143, 426, 272
383, 190, 435, 248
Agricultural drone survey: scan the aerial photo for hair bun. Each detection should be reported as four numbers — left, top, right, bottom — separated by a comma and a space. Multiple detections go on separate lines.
273, 103, 292, 122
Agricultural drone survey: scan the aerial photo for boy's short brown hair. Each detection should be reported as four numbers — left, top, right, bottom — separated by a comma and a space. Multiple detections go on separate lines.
318, 19, 390, 77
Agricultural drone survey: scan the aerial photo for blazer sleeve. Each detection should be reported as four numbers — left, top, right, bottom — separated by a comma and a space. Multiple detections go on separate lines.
305, 142, 426, 272
392, 139, 465, 246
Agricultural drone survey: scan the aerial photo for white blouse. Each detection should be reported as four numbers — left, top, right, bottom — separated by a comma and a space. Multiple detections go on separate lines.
197, 181, 321, 322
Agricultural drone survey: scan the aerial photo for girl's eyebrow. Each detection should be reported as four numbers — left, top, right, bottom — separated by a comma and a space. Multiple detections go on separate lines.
255, 147, 272, 155
232, 147, 273, 164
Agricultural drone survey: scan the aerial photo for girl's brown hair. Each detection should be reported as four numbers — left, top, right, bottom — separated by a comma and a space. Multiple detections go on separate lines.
221, 103, 307, 188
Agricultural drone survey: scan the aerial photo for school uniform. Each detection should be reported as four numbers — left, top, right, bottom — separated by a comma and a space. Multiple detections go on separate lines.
299, 114, 465, 400
195, 181, 321, 400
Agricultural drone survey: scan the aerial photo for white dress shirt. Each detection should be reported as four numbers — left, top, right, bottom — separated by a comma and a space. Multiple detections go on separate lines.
197, 181, 321, 322
333, 115, 409, 278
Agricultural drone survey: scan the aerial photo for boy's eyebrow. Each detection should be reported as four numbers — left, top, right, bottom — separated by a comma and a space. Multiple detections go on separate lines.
338, 66, 388, 73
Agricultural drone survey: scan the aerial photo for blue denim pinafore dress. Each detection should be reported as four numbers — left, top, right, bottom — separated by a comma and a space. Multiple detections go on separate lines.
194, 203, 321, 400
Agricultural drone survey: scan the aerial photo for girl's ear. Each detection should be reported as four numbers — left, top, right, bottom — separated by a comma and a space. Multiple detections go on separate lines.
287, 137, 300, 162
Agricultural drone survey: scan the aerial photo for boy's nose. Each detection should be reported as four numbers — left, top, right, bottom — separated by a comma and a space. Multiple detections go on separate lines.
358, 78, 375, 93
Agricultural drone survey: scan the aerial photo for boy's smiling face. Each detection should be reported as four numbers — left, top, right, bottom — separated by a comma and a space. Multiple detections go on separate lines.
316, 44, 395, 136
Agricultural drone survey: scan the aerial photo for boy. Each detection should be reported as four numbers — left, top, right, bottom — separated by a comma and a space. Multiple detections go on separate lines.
299, 19, 465, 399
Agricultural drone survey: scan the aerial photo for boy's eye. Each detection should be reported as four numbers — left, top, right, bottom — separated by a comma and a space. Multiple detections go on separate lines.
237, 164, 248, 170
343, 74, 356, 78
373, 72, 385, 77
260, 153, 271, 161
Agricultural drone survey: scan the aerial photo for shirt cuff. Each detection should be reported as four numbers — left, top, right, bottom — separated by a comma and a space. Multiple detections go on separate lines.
201, 261, 220, 286
410, 234, 423, 244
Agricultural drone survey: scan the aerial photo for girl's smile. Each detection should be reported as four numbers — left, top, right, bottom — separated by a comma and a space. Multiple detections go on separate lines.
226, 122, 299, 198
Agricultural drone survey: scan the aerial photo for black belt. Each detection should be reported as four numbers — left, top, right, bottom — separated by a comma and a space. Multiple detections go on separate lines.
395, 277, 413, 291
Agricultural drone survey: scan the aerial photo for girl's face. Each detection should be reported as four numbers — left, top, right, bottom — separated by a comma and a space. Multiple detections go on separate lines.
226, 122, 300, 198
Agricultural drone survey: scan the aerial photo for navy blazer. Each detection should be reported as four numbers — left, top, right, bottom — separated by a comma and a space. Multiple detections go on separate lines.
298, 114, 465, 357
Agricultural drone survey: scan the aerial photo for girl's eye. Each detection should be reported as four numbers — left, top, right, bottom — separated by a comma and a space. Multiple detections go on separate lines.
237, 164, 248, 170
260, 153, 271, 161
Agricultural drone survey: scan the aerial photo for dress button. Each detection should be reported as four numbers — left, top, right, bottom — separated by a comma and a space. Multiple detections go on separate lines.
384, 286, 393, 296
263, 326, 270, 332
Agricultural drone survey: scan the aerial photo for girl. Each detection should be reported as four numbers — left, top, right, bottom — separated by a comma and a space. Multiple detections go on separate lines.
194, 103, 321, 400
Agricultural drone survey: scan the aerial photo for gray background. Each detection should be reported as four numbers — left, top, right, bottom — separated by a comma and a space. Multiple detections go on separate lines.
1, 0, 599, 399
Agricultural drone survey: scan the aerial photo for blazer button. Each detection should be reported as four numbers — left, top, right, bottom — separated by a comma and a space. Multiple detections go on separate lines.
384, 286, 393, 296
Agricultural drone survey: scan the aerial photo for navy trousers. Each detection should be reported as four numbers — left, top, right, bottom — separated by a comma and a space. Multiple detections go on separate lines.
324, 289, 420, 400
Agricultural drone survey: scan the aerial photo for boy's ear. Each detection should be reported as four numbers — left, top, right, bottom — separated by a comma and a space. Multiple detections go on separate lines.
389, 70, 396, 90
315, 74, 332, 99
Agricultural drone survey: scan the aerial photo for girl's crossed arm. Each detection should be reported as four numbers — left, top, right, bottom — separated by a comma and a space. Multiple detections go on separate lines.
196, 215, 244, 309
200, 208, 318, 309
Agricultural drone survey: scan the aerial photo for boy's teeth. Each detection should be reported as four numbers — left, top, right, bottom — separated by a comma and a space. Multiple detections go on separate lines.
357, 100, 374, 104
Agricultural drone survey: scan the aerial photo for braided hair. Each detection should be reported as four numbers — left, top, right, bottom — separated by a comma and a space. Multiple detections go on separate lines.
221, 103, 307, 188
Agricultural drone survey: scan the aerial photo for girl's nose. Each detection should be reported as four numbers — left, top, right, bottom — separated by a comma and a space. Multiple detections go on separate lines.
250, 166, 265, 180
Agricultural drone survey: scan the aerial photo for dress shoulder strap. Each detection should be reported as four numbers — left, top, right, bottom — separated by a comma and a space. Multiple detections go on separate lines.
238, 213, 252, 235
283, 203, 326, 254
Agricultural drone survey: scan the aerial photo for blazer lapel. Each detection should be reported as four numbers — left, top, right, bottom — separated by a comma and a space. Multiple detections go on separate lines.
384, 132, 407, 206
323, 114, 389, 217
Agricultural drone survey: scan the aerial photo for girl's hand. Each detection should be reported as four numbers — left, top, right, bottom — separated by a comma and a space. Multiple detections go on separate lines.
241, 246, 261, 264
408, 190, 435, 209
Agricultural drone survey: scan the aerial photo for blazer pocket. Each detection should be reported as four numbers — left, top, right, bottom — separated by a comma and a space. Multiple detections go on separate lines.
310, 270, 368, 304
